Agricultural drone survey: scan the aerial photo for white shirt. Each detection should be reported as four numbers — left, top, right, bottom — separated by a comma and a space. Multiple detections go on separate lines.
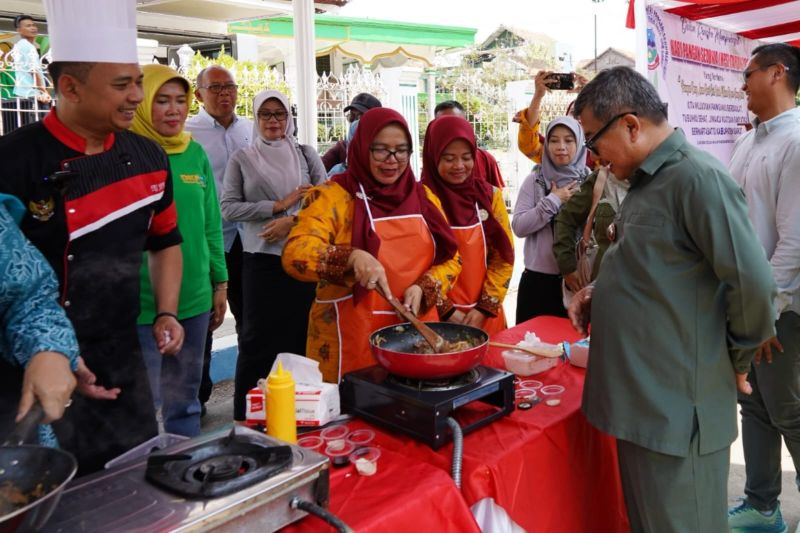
729, 107, 800, 318
185, 107, 252, 251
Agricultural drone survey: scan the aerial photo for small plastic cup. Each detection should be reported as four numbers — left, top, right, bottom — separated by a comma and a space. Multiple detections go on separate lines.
349, 447, 381, 476
539, 384, 565, 406
515, 388, 537, 401
346, 429, 375, 448
298, 435, 324, 452
519, 379, 543, 391
325, 441, 355, 467
321, 424, 350, 451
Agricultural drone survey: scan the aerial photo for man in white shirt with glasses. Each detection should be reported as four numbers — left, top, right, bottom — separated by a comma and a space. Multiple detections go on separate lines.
185, 65, 251, 415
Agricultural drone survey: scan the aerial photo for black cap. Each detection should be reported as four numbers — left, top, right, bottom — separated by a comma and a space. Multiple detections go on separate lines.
344, 92, 382, 114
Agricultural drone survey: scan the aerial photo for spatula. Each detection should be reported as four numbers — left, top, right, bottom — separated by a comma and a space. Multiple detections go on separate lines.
375, 284, 450, 353
488, 341, 564, 358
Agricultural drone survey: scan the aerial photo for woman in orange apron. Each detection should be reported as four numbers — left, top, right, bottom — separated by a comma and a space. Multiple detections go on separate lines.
421, 116, 514, 335
282, 108, 461, 383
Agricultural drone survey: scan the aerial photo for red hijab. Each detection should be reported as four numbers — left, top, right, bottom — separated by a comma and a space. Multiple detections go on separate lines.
332, 108, 458, 304
420, 116, 514, 264
474, 149, 505, 188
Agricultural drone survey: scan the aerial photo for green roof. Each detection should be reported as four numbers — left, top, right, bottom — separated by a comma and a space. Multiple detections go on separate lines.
228, 15, 476, 49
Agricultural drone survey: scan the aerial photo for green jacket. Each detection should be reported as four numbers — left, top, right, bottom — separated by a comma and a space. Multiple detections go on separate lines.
138, 140, 227, 323
552, 170, 620, 279
583, 129, 776, 457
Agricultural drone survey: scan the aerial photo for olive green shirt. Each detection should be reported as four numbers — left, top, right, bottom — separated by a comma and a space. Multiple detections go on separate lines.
582, 129, 776, 457
553, 170, 620, 279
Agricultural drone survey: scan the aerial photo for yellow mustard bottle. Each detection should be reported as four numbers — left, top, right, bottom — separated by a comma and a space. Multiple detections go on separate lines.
266, 362, 297, 443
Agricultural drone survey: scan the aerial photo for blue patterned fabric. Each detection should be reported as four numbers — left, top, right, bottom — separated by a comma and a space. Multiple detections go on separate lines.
0, 193, 79, 370
0, 193, 79, 447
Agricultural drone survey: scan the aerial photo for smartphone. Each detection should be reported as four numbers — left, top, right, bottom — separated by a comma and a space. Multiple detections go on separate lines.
546, 73, 575, 91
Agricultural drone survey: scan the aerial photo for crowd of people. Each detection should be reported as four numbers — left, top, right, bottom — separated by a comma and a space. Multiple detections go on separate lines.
1, 1, 799, 530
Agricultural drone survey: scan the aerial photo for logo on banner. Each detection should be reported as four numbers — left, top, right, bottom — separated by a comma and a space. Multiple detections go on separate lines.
646, 6, 669, 77
647, 28, 660, 70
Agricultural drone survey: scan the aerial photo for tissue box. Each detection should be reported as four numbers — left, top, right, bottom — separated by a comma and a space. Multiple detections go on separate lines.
245, 382, 340, 427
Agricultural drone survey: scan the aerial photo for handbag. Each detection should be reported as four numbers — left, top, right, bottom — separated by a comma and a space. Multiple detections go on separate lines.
562, 167, 610, 307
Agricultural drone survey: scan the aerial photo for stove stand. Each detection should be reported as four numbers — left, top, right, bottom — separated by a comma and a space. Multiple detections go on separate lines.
42, 426, 330, 533
341, 365, 515, 449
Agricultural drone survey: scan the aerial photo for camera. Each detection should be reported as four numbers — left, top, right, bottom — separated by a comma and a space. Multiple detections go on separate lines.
545, 73, 575, 91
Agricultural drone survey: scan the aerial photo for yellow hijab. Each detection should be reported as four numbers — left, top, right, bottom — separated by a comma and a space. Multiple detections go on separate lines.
130, 64, 192, 154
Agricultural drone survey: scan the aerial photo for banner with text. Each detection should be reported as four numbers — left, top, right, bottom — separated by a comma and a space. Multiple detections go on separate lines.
646, 6, 759, 165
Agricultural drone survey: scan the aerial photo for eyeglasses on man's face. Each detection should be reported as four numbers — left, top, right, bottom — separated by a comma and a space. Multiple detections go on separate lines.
584, 111, 638, 156
199, 83, 238, 94
369, 146, 411, 163
257, 111, 289, 122
742, 63, 790, 83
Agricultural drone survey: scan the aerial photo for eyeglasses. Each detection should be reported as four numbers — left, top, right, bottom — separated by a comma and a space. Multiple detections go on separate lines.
369, 146, 411, 163
584, 111, 638, 156
199, 83, 238, 94
742, 63, 789, 82
257, 111, 289, 121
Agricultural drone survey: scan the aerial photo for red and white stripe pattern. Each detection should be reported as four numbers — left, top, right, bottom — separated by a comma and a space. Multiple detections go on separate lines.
628, 0, 800, 47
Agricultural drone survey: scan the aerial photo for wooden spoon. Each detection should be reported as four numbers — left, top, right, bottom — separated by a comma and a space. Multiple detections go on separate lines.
375, 284, 450, 353
489, 341, 564, 358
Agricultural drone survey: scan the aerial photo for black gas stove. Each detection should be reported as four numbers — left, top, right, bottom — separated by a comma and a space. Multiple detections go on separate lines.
341, 365, 515, 449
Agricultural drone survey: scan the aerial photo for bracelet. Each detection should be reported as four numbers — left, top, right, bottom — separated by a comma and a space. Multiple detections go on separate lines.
153, 311, 178, 323
213, 282, 228, 292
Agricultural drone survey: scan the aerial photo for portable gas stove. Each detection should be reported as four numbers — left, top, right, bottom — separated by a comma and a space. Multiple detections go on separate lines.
42, 426, 329, 532
341, 365, 515, 449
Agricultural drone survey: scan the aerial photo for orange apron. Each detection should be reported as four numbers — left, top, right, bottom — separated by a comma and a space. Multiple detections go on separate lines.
448, 204, 506, 335
322, 186, 438, 382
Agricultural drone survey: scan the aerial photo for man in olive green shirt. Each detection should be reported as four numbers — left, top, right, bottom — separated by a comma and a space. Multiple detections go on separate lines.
569, 67, 776, 532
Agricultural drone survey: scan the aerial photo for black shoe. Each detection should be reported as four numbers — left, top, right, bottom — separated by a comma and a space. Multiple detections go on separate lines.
200, 404, 207, 418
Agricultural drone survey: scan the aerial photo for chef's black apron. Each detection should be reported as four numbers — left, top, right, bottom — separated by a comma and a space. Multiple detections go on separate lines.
0, 118, 180, 476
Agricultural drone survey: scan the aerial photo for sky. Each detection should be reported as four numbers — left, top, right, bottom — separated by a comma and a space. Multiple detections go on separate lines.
338, 0, 637, 64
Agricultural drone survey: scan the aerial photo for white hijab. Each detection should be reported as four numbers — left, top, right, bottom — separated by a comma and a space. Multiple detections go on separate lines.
242, 90, 302, 202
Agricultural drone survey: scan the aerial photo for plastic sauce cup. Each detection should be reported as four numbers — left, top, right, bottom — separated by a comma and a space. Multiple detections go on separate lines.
321, 424, 350, 451
346, 429, 375, 448
519, 380, 543, 391
540, 384, 565, 406
349, 447, 381, 476
515, 388, 537, 401
297, 436, 324, 452
325, 441, 355, 467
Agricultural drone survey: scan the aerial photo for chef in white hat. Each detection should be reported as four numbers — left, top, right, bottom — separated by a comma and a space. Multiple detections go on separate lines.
0, 0, 185, 475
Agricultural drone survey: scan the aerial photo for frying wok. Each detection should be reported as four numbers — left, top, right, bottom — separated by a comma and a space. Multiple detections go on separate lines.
370, 322, 489, 379
0, 405, 77, 533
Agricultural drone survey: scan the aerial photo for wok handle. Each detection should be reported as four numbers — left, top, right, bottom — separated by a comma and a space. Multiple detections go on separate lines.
375, 285, 447, 353
2, 402, 45, 446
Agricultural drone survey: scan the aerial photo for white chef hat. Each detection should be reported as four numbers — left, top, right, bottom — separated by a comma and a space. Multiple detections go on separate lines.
44, 0, 138, 63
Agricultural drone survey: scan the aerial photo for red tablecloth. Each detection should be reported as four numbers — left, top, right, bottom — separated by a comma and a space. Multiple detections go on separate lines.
288, 317, 629, 532
285, 446, 480, 532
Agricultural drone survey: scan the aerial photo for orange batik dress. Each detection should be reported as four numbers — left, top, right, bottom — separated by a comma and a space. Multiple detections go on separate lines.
282, 181, 461, 383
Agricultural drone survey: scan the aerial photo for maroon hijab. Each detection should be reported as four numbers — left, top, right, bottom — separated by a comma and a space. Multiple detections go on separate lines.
420, 116, 514, 264
332, 108, 458, 303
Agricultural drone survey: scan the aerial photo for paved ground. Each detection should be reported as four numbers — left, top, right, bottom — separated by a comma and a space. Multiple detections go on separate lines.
202, 237, 799, 524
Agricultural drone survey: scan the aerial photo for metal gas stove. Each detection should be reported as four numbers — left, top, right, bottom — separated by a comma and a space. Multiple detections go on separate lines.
341, 365, 515, 449
42, 426, 329, 532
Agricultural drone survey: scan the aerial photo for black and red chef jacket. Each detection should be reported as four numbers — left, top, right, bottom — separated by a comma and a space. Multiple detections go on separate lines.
0, 109, 182, 474
0, 109, 182, 340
